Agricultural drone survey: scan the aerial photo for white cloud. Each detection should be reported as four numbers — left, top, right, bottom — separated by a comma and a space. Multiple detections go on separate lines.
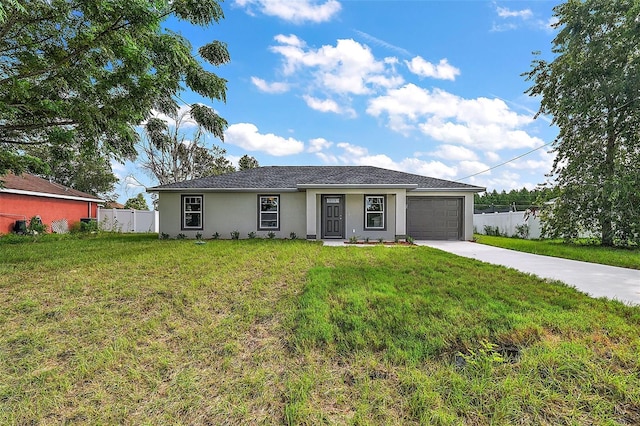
303, 95, 356, 117
234, 0, 341, 23
307, 137, 333, 153
331, 142, 458, 180
405, 56, 460, 81
429, 144, 478, 161
149, 105, 198, 128
367, 84, 543, 151
224, 123, 305, 156
270, 36, 401, 95
251, 77, 290, 94
496, 6, 533, 19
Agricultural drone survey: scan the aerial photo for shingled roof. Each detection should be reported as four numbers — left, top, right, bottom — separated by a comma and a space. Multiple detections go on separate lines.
1, 173, 103, 202
149, 166, 484, 192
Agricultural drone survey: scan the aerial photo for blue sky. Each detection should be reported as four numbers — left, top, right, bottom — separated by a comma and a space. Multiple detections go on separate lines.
114, 0, 560, 203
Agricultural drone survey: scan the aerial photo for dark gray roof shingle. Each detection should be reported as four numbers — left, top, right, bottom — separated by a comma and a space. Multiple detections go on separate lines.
149, 166, 483, 191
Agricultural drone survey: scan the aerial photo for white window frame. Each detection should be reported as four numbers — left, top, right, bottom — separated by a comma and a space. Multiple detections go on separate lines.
365, 195, 385, 230
258, 195, 280, 230
182, 195, 203, 230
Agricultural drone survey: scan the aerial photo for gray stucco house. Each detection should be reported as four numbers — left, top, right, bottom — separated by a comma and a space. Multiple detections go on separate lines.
147, 166, 484, 241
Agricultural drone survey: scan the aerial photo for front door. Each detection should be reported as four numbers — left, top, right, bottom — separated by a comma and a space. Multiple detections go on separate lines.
323, 195, 344, 238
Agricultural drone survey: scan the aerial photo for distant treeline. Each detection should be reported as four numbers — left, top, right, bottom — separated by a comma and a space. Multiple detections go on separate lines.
474, 187, 560, 212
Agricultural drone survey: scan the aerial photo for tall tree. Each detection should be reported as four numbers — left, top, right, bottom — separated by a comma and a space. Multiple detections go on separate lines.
140, 109, 234, 185
238, 154, 259, 170
124, 193, 149, 210
0, 0, 229, 177
24, 129, 118, 197
524, 0, 640, 246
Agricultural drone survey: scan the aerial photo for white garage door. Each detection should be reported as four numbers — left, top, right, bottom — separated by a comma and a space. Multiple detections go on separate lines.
407, 197, 463, 240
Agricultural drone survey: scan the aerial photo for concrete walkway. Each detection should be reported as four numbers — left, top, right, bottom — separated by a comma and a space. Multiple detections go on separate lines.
418, 241, 640, 306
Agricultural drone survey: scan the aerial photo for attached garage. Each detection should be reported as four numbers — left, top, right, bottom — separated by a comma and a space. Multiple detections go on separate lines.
407, 197, 463, 240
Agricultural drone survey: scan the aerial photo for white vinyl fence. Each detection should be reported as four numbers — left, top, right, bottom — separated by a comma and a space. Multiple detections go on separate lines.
474, 211, 542, 239
97, 209, 159, 233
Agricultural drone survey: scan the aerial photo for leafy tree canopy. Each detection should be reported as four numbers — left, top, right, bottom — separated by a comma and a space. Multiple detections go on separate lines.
0, 0, 229, 178
124, 193, 149, 210
140, 109, 234, 185
524, 0, 640, 246
238, 154, 259, 170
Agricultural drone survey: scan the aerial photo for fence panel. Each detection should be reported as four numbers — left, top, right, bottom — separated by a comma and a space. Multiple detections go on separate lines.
98, 209, 159, 233
474, 211, 542, 239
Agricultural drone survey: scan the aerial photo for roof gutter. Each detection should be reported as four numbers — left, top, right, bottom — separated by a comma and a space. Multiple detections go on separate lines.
147, 187, 300, 193
412, 186, 485, 193
0, 188, 104, 203
296, 183, 419, 189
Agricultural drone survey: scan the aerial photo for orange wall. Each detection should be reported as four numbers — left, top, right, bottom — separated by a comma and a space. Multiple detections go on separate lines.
0, 193, 98, 234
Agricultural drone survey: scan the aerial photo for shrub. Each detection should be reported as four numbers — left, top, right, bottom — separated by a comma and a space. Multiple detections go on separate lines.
514, 223, 530, 239
27, 216, 47, 234
267, 231, 276, 239
483, 225, 502, 236
248, 231, 257, 239
176, 233, 187, 240
160, 233, 170, 240
212, 232, 220, 240
289, 232, 297, 240
230, 230, 240, 240
195, 232, 203, 240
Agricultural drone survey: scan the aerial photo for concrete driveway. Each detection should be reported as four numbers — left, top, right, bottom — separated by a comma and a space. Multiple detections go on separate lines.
418, 241, 640, 306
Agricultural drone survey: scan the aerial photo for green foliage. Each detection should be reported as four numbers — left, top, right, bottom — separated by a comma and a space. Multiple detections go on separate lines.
212, 232, 220, 240
289, 232, 297, 240
140, 110, 234, 185
176, 233, 187, 240
124, 193, 149, 210
483, 225, 502, 236
247, 231, 257, 239
267, 231, 276, 239
524, 0, 640, 246
475, 187, 558, 212
237, 154, 259, 171
27, 216, 47, 235
230, 230, 240, 240
160, 233, 170, 240
24, 130, 118, 198
0, 0, 229, 177
514, 223, 530, 239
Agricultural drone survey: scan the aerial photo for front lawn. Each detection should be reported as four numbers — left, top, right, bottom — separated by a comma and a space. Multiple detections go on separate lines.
1, 234, 639, 424
474, 235, 640, 270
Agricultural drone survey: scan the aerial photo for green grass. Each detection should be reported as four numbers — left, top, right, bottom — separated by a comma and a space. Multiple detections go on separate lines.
475, 235, 640, 270
1, 233, 639, 424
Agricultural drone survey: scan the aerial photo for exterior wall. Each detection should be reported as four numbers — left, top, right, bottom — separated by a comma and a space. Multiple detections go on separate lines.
406, 191, 476, 240
157, 191, 306, 239
0, 192, 97, 234
157, 189, 477, 241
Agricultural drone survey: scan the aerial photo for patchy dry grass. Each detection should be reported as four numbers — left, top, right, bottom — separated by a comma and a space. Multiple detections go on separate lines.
1, 234, 639, 424
475, 235, 640, 270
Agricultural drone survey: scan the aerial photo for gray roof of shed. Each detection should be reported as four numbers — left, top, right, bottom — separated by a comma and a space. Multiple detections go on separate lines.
148, 166, 484, 192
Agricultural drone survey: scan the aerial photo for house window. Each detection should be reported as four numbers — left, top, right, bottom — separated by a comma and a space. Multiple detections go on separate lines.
258, 195, 279, 230
182, 195, 203, 230
365, 195, 385, 230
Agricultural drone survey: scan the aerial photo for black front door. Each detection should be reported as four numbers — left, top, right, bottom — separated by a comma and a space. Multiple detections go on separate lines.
323, 196, 344, 238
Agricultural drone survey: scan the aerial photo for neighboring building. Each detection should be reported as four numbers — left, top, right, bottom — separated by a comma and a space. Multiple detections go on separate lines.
148, 166, 484, 240
0, 173, 103, 234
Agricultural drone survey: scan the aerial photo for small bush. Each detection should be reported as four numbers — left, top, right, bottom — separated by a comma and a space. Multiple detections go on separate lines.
248, 231, 257, 239
231, 230, 240, 240
160, 233, 170, 240
195, 232, 203, 240
28, 216, 47, 234
348, 235, 358, 243
483, 225, 502, 236
406, 236, 415, 244
176, 233, 187, 240
267, 231, 276, 239
514, 223, 530, 239
212, 232, 220, 240
289, 232, 297, 240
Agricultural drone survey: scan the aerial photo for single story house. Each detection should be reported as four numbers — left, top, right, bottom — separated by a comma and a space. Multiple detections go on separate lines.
0, 173, 103, 234
149, 166, 484, 241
